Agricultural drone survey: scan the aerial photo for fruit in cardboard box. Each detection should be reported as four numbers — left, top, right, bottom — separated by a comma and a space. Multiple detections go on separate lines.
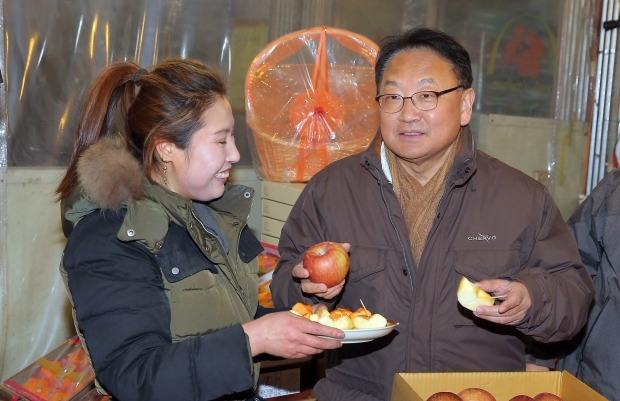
533, 393, 563, 401
304, 241, 350, 287
458, 387, 496, 401
426, 389, 562, 401
427, 392, 463, 401
457, 276, 495, 311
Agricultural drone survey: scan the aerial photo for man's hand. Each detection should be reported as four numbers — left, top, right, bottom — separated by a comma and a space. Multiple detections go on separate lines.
291, 243, 350, 299
472, 279, 531, 325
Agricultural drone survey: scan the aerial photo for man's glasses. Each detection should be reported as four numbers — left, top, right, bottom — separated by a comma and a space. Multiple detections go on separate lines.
374, 85, 464, 113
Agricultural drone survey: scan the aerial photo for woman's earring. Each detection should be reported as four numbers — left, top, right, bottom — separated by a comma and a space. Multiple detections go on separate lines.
162, 162, 168, 186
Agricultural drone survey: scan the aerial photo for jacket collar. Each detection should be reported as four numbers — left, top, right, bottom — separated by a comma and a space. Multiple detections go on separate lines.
360, 126, 477, 186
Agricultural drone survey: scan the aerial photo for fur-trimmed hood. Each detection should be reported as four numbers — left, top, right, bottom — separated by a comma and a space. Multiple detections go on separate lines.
76, 135, 146, 210
61, 135, 256, 247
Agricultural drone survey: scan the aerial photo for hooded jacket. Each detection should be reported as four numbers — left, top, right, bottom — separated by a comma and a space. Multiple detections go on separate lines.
270, 127, 594, 401
59, 137, 264, 401
558, 167, 620, 401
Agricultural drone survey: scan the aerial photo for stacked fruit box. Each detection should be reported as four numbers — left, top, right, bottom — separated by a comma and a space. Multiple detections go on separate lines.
2, 337, 102, 401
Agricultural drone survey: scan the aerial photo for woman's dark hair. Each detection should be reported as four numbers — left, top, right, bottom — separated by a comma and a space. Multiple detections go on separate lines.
56, 57, 227, 199
375, 27, 473, 93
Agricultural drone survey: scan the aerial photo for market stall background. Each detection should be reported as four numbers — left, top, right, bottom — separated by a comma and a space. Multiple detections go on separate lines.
0, 0, 613, 387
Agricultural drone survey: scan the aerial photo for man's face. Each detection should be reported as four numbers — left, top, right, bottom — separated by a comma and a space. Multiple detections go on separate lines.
379, 48, 475, 174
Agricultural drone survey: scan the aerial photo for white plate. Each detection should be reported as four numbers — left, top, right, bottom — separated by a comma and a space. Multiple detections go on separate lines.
320, 320, 399, 344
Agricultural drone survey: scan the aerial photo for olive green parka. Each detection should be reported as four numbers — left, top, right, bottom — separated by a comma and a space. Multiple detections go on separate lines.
60, 136, 264, 401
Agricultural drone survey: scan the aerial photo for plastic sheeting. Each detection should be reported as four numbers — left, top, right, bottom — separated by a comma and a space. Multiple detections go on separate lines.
5, 0, 234, 167
1, 0, 237, 380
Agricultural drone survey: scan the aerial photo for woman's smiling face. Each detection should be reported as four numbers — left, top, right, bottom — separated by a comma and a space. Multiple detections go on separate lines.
164, 96, 240, 202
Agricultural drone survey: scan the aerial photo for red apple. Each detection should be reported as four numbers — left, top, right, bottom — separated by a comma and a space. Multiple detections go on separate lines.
509, 396, 534, 401
533, 393, 562, 401
303, 241, 350, 287
427, 392, 463, 401
458, 388, 496, 401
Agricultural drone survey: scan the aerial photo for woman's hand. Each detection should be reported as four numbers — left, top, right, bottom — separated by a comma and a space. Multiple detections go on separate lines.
472, 279, 532, 325
291, 242, 350, 299
243, 311, 344, 359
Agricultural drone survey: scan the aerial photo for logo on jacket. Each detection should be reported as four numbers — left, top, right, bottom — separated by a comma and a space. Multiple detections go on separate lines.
468, 233, 497, 242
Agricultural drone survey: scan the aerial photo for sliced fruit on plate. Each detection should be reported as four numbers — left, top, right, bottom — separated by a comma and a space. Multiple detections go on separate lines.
351, 313, 388, 329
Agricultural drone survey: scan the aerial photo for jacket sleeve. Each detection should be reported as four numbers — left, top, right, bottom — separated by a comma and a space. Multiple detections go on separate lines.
566, 185, 605, 278
512, 191, 594, 342
62, 212, 255, 401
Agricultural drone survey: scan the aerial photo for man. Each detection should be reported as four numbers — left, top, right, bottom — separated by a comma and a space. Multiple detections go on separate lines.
557, 167, 620, 400
270, 27, 594, 401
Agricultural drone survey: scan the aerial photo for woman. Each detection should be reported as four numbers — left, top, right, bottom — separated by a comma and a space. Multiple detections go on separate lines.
56, 58, 343, 401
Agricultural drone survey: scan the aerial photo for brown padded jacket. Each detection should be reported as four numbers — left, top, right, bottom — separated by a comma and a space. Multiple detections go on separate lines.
270, 126, 594, 401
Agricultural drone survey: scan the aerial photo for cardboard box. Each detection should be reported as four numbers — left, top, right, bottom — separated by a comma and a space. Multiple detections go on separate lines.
391, 371, 607, 401
258, 356, 318, 399
258, 367, 301, 398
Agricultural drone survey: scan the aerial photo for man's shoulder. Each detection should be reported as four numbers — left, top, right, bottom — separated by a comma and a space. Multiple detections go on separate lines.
474, 150, 546, 190
310, 150, 373, 181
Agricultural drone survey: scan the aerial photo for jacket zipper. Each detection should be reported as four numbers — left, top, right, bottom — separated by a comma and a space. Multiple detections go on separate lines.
190, 210, 251, 314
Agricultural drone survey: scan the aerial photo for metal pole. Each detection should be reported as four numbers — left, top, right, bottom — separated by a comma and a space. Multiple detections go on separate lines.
0, 0, 7, 379
587, 0, 619, 193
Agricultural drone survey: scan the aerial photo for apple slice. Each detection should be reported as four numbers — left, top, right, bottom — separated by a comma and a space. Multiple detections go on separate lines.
307, 313, 320, 322
318, 314, 354, 329
352, 313, 388, 329
318, 315, 337, 328
332, 315, 354, 330
457, 276, 495, 311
